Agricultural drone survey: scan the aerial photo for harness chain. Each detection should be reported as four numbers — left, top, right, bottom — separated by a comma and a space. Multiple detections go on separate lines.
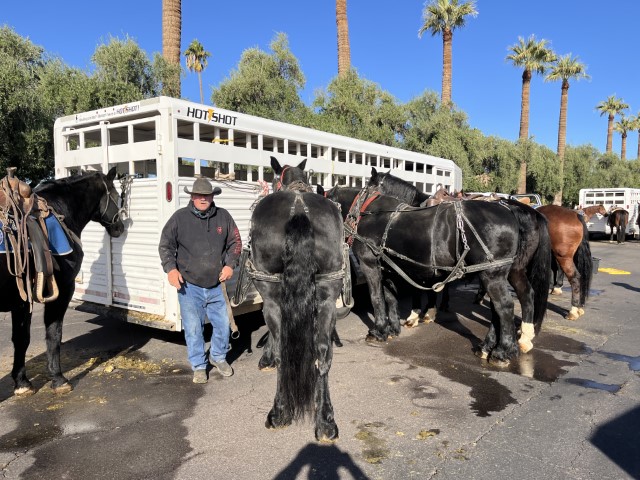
234, 188, 348, 306
345, 192, 515, 292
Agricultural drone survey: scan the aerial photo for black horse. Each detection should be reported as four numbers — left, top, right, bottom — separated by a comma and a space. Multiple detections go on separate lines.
608, 208, 629, 244
248, 157, 345, 441
326, 179, 551, 365
1, 168, 125, 396
366, 168, 450, 324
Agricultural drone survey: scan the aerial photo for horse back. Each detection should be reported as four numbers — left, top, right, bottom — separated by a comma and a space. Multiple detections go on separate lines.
251, 192, 343, 273
357, 199, 519, 268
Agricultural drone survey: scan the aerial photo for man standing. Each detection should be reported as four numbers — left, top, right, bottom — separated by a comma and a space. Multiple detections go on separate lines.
159, 177, 242, 384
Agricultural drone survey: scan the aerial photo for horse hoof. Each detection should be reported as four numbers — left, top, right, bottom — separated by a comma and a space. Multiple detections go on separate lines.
420, 314, 433, 324
52, 383, 73, 394
404, 320, 418, 328
316, 422, 339, 443
14, 386, 36, 397
518, 339, 534, 354
474, 350, 489, 360
551, 287, 563, 295
365, 335, 387, 347
565, 313, 579, 321
259, 365, 276, 372
488, 357, 510, 368
577, 308, 585, 316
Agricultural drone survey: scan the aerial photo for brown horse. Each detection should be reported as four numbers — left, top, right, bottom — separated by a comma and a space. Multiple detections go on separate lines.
607, 208, 629, 244
537, 204, 604, 320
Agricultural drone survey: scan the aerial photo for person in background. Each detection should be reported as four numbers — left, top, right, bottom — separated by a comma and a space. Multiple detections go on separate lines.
159, 176, 242, 384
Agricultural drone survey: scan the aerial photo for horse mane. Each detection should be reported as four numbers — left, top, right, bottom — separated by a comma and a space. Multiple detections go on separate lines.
35, 171, 101, 193
369, 172, 417, 204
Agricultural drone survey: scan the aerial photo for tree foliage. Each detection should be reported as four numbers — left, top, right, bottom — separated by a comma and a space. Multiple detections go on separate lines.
212, 33, 309, 124
1, 26, 639, 201
312, 69, 406, 145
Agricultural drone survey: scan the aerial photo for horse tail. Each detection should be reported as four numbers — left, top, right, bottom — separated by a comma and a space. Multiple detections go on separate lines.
529, 213, 552, 333
574, 216, 593, 305
280, 211, 318, 421
506, 202, 552, 336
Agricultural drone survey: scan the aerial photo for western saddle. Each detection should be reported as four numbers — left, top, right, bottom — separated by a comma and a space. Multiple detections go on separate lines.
0, 167, 59, 308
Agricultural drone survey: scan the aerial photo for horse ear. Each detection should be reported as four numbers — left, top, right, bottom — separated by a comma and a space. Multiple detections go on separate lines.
296, 158, 307, 171
107, 166, 117, 181
316, 185, 325, 196
270, 156, 282, 175
371, 167, 378, 177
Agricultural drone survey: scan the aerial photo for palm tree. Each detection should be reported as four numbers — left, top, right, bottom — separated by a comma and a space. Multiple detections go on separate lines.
162, 0, 182, 97
418, 0, 478, 107
184, 40, 211, 104
634, 115, 640, 160
614, 115, 635, 160
506, 35, 557, 193
545, 54, 589, 205
596, 95, 629, 154
336, 0, 351, 77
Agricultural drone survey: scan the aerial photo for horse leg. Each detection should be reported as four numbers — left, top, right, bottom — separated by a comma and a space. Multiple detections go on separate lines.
42, 296, 74, 393
473, 281, 487, 304
255, 283, 290, 429
551, 258, 564, 295
11, 303, 36, 396
357, 253, 390, 342
609, 223, 615, 243
382, 278, 401, 337
482, 275, 518, 366
405, 290, 422, 327
556, 256, 582, 320
313, 282, 340, 442
256, 287, 280, 371
439, 284, 450, 313
508, 267, 535, 353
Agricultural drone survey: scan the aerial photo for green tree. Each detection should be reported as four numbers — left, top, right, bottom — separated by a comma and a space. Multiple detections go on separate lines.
614, 115, 635, 160
562, 145, 601, 204
212, 33, 308, 124
418, 0, 478, 107
544, 53, 589, 205
184, 39, 210, 103
313, 70, 406, 145
629, 114, 640, 160
90, 36, 161, 106
596, 95, 628, 154
506, 35, 557, 193
0, 26, 55, 181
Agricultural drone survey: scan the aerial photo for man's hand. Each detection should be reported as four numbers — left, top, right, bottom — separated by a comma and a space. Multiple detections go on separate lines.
219, 265, 233, 282
167, 269, 184, 289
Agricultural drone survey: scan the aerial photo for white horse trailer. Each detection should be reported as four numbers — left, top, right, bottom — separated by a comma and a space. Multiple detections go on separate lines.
54, 96, 462, 331
579, 187, 640, 238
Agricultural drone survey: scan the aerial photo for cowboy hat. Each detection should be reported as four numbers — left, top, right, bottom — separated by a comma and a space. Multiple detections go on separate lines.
184, 177, 222, 196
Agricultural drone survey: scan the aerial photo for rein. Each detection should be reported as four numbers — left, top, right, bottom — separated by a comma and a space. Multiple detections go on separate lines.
233, 171, 353, 309
344, 189, 515, 292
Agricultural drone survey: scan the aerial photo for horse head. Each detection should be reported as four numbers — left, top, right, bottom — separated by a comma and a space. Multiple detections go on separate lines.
270, 156, 310, 192
93, 167, 126, 237
597, 204, 608, 216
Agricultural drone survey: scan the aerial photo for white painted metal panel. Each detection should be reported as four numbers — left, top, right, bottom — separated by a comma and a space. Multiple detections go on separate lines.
110, 179, 165, 315
54, 96, 462, 331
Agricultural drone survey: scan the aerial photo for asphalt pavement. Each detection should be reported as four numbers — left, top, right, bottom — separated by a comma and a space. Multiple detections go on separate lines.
0, 237, 639, 480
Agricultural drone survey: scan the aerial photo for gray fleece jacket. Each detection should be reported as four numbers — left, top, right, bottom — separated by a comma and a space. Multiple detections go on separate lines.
158, 201, 242, 288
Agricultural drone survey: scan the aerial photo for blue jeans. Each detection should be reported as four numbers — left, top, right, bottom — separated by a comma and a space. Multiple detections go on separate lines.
178, 282, 230, 371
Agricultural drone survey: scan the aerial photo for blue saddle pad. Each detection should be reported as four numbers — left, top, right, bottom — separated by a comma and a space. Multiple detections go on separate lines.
0, 213, 73, 256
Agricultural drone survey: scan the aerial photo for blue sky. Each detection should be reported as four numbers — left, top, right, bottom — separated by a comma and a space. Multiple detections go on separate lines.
3, 1, 639, 157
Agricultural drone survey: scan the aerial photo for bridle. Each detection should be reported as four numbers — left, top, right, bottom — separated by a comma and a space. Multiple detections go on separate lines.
98, 177, 126, 226
274, 166, 291, 192
274, 166, 313, 193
